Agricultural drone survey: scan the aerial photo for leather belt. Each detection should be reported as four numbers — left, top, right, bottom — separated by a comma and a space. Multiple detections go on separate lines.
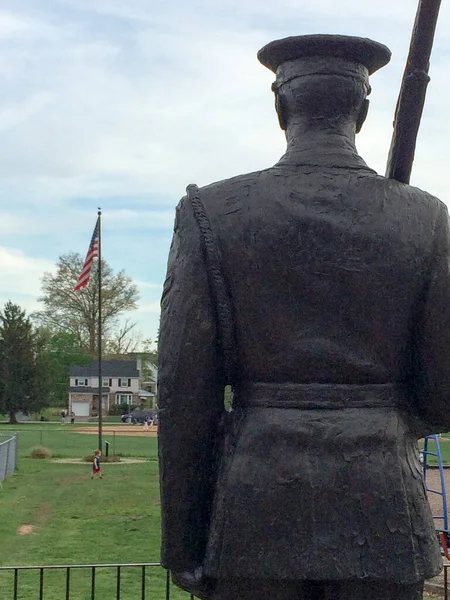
234, 382, 405, 410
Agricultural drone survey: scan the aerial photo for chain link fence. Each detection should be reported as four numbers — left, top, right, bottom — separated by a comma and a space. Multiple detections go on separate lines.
0, 433, 18, 482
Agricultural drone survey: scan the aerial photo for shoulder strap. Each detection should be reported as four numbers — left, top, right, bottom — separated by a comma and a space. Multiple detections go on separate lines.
186, 184, 237, 387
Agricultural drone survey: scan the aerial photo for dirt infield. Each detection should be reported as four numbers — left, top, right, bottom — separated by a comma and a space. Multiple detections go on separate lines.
51, 457, 148, 464
74, 426, 158, 437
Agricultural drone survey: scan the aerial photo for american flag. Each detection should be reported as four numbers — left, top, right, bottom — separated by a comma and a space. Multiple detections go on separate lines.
74, 218, 100, 291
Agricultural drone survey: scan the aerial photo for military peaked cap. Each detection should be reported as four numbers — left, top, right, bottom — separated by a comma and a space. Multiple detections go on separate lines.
258, 34, 391, 75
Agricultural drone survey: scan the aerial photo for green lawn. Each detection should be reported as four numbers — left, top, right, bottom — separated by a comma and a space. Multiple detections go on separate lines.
420, 435, 450, 466
0, 423, 158, 460
0, 425, 187, 600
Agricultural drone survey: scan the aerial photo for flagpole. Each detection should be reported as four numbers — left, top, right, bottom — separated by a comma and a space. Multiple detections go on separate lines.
97, 208, 103, 453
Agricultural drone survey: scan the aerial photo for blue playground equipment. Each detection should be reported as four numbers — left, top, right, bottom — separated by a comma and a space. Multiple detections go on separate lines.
421, 434, 450, 559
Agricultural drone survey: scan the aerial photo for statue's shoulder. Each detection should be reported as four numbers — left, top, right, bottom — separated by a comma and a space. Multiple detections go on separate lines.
370, 174, 446, 219
175, 169, 272, 231
195, 168, 270, 204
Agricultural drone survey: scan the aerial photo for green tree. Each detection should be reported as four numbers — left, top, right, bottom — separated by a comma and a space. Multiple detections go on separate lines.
0, 302, 51, 423
34, 252, 140, 357
32, 328, 53, 413
37, 329, 91, 407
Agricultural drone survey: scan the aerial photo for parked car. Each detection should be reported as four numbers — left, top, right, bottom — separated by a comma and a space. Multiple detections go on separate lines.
121, 409, 158, 424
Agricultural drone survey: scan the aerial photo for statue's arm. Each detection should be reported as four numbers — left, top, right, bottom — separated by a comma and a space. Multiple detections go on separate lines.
412, 201, 450, 435
158, 196, 225, 573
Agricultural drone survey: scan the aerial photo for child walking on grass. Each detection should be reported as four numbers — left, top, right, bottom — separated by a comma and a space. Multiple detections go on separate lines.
91, 449, 102, 479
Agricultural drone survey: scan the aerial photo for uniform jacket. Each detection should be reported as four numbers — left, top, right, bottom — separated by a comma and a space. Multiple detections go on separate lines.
158, 148, 450, 583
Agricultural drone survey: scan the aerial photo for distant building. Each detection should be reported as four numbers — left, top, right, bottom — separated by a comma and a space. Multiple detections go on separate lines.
135, 357, 158, 397
69, 360, 156, 418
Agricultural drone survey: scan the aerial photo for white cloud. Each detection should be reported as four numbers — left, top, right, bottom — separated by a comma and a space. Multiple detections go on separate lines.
104, 209, 175, 230
0, 10, 35, 38
135, 281, 163, 290
58, 0, 417, 24
1, 2, 449, 205
0, 208, 174, 242
0, 2, 447, 203
139, 301, 161, 314
0, 92, 54, 133
0, 247, 55, 297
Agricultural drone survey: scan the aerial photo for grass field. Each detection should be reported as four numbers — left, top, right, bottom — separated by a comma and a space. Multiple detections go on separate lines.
0, 424, 444, 599
0, 424, 188, 600
420, 434, 450, 466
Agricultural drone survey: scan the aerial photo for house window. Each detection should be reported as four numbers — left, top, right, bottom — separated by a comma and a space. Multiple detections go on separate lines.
115, 394, 133, 405
75, 378, 88, 386
102, 378, 109, 387
119, 378, 131, 388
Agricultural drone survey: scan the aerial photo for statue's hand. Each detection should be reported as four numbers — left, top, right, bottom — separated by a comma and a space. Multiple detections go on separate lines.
171, 567, 214, 599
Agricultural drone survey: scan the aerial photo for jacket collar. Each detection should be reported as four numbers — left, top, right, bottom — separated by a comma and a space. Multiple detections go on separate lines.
274, 136, 376, 172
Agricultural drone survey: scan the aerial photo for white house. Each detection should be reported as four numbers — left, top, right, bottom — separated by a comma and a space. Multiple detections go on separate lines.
69, 360, 145, 417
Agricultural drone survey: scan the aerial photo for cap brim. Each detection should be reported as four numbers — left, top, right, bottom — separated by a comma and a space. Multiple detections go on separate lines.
258, 34, 391, 75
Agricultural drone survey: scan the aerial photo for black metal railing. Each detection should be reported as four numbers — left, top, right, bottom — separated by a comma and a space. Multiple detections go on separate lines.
0, 562, 194, 600
6, 561, 450, 599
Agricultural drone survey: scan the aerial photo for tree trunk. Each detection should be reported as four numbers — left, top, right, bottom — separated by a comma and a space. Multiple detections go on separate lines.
89, 325, 96, 358
8, 410, 17, 424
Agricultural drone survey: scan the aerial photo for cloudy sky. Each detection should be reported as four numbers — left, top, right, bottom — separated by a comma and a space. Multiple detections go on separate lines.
1, 0, 449, 343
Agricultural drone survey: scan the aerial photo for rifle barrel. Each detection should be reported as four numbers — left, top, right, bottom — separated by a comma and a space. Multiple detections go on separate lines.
386, 0, 441, 184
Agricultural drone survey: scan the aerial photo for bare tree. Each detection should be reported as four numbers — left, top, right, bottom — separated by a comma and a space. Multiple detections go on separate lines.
105, 318, 142, 355
34, 252, 140, 357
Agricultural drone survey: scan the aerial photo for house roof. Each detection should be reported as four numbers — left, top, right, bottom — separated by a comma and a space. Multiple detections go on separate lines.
70, 360, 139, 378
69, 387, 110, 394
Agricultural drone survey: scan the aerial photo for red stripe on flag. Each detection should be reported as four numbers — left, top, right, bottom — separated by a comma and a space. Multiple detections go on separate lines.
74, 219, 100, 291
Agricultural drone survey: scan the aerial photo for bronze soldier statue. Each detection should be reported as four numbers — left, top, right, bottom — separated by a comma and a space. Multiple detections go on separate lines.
158, 34, 450, 600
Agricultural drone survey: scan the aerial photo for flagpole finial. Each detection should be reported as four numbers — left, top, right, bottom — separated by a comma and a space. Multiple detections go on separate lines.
98, 207, 101, 216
